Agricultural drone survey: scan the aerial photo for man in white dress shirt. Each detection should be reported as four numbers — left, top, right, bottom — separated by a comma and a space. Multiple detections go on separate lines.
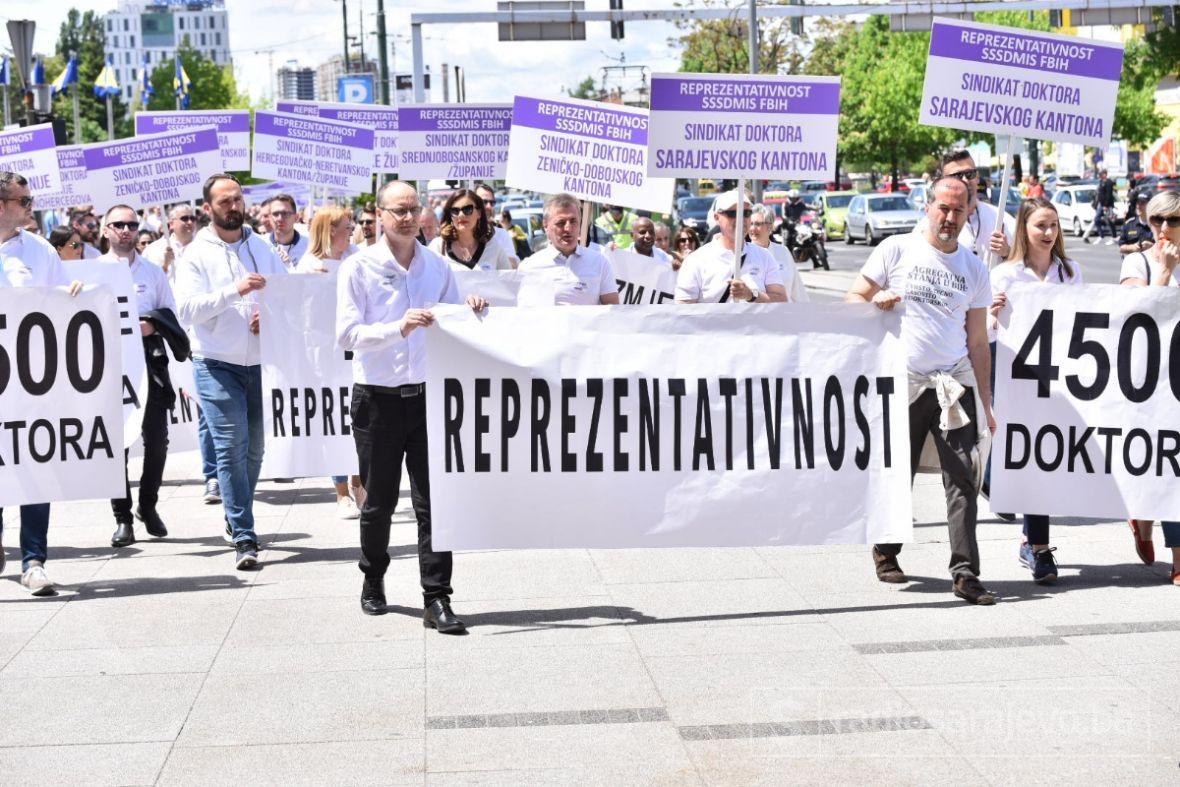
475, 183, 520, 268
337, 180, 487, 631
518, 193, 621, 306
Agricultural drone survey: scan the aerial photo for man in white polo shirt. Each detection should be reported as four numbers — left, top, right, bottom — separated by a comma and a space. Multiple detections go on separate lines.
845, 176, 997, 606
142, 203, 198, 282
630, 216, 672, 265
337, 180, 487, 632
518, 193, 621, 306
675, 189, 787, 304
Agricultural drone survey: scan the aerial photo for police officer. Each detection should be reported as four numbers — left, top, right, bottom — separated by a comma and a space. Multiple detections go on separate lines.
1119, 191, 1153, 257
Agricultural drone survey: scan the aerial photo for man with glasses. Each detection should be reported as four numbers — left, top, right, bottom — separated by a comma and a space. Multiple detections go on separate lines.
99, 205, 179, 548
143, 204, 198, 282
926, 150, 1014, 262
630, 216, 671, 264
263, 194, 308, 269
69, 208, 103, 259
475, 183, 520, 268
675, 189, 786, 304
519, 193, 621, 305
337, 180, 487, 630
0, 172, 82, 596
176, 173, 288, 571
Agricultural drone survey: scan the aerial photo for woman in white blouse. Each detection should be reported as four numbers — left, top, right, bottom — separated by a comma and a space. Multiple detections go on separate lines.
428, 189, 512, 272
989, 197, 1083, 584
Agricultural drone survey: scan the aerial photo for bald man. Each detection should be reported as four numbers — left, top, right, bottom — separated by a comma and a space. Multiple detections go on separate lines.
846, 177, 997, 606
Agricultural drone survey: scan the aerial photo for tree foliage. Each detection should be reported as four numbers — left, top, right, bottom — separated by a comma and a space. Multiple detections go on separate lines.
567, 76, 599, 100
49, 8, 128, 142
675, 0, 805, 75
143, 40, 250, 113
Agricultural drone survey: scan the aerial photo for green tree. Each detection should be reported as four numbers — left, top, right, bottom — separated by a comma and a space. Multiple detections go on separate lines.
567, 76, 599, 100
1112, 40, 1168, 149
144, 40, 250, 112
50, 8, 127, 142
674, 0, 806, 75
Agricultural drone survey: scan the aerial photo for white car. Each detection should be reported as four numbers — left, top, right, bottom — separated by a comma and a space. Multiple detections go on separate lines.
1051, 184, 1127, 237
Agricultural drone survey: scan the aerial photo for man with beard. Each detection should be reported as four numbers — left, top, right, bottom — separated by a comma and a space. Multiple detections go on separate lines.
356, 206, 378, 246
99, 205, 180, 548
630, 216, 672, 264
176, 173, 288, 570
474, 184, 520, 268
69, 208, 102, 258
845, 177, 997, 605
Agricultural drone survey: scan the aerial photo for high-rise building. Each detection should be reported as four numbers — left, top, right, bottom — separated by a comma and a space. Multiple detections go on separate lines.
315, 54, 379, 104
103, 0, 232, 104
277, 63, 316, 101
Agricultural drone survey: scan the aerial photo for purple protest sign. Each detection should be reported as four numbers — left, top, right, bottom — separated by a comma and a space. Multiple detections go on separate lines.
512, 96, 648, 146
34, 145, 97, 212
82, 127, 221, 211
251, 110, 376, 194
135, 110, 251, 170
920, 17, 1124, 147
647, 73, 840, 180
397, 104, 511, 180
273, 100, 398, 173
0, 123, 62, 195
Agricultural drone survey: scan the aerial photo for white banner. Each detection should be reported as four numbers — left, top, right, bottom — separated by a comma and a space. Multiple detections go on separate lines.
34, 145, 97, 212
0, 123, 62, 195
506, 95, 675, 214
397, 104, 511, 180
81, 127, 222, 212
993, 284, 1180, 521
129, 357, 202, 458
253, 110, 376, 194
425, 303, 912, 549
258, 275, 358, 478
135, 110, 251, 171
919, 17, 1123, 147
453, 269, 556, 307
63, 261, 148, 447
609, 249, 677, 305
0, 286, 125, 506
276, 100, 398, 174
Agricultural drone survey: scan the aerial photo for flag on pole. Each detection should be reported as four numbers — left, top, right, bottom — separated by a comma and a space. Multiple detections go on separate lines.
173, 55, 192, 108
0, 57, 10, 87
140, 53, 154, 107
30, 56, 45, 86
94, 54, 120, 98
51, 54, 79, 94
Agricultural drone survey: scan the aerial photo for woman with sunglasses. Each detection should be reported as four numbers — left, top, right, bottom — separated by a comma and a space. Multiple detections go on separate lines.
136, 230, 156, 255
671, 226, 701, 271
48, 225, 85, 261
989, 197, 1083, 583
1119, 190, 1180, 584
428, 189, 512, 272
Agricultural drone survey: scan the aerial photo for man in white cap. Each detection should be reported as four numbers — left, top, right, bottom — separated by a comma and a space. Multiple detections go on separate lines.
675, 189, 787, 304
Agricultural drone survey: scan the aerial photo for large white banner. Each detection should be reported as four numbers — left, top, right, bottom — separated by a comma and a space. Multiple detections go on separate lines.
919, 17, 1123, 147
993, 284, 1180, 521
258, 275, 358, 478
82, 127, 222, 211
609, 249, 677, 305
252, 110, 376, 194
135, 110, 251, 171
425, 303, 912, 549
129, 357, 202, 458
63, 261, 148, 446
452, 269, 556, 307
0, 286, 125, 506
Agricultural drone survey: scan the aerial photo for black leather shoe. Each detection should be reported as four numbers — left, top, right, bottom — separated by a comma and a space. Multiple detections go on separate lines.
360, 577, 387, 616
424, 598, 466, 634
135, 506, 168, 538
111, 520, 135, 548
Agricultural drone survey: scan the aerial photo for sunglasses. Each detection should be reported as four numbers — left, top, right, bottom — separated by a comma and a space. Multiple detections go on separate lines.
1149, 215, 1180, 227
109, 221, 140, 231
66, 241, 82, 249
175, 215, 197, 223
946, 168, 979, 182
719, 209, 740, 219
449, 204, 477, 217
2, 196, 34, 208
676, 237, 696, 245
359, 219, 375, 226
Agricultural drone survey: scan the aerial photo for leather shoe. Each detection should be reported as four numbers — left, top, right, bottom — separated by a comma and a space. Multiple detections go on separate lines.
1129, 519, 1155, 565
424, 598, 466, 634
872, 546, 906, 583
953, 575, 997, 606
360, 577, 387, 616
136, 506, 168, 538
110, 520, 136, 548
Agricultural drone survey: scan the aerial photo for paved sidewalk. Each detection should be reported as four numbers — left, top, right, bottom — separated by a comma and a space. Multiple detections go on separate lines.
0, 450, 1176, 786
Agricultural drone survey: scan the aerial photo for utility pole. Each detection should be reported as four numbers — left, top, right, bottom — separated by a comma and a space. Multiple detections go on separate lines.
748, 0, 762, 204
441, 62, 449, 101
358, 0, 366, 70
341, 0, 351, 74
376, 0, 390, 104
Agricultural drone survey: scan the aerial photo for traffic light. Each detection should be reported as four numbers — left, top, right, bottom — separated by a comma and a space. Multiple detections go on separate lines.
610, 0, 624, 40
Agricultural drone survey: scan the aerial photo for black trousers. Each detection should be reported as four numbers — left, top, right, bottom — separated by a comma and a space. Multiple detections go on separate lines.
111, 381, 170, 524
351, 384, 452, 604
875, 388, 981, 579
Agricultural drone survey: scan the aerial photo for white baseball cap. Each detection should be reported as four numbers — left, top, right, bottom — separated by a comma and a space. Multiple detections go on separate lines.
714, 189, 752, 212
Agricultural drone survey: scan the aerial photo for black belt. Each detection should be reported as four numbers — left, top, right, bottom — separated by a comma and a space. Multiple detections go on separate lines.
362, 382, 425, 398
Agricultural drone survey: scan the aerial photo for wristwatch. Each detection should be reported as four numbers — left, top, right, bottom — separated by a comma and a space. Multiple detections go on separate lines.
747, 289, 760, 302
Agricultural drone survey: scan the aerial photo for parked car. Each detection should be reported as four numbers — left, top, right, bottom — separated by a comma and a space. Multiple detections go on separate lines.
908, 183, 930, 211
675, 195, 715, 231
985, 186, 1023, 217
814, 190, 857, 239
844, 194, 921, 245
1051, 185, 1098, 237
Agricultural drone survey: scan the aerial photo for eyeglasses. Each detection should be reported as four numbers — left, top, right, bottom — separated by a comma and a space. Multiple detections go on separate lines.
748, 221, 770, 228
381, 205, 423, 219
270, 210, 294, 219
108, 221, 140, 231
1, 196, 34, 208
946, 168, 979, 182
175, 215, 197, 223
448, 204, 477, 217
1148, 215, 1180, 227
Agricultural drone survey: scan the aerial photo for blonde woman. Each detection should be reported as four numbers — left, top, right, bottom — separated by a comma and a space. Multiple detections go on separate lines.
990, 197, 1083, 584
1119, 190, 1180, 584
294, 205, 365, 518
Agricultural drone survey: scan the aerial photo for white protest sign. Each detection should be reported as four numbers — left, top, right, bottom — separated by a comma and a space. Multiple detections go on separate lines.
452, 269, 556, 307
252, 110, 376, 194
647, 73, 840, 180
920, 17, 1124, 147
276, 100, 398, 174
63, 261, 148, 447
993, 284, 1180, 521
82, 127, 222, 212
34, 145, 97, 212
397, 104, 511, 180
258, 275, 358, 478
0, 286, 125, 506
609, 249, 677, 305
506, 95, 674, 214
129, 357, 202, 458
135, 110, 251, 171
425, 303, 911, 549
0, 123, 62, 195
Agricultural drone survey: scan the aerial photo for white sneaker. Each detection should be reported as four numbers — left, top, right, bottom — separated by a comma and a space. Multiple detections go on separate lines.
337, 496, 361, 520
1105, 238, 1114, 245
349, 483, 367, 513
20, 562, 56, 596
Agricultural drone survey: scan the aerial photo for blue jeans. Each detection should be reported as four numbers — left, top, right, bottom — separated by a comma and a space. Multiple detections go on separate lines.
192, 357, 264, 544
0, 504, 51, 571
198, 408, 217, 482
1163, 522, 1180, 548
331, 476, 347, 485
